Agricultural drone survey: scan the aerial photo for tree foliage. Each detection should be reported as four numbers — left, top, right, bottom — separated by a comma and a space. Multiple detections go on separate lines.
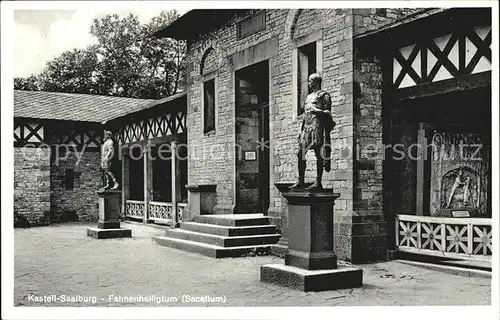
14, 10, 186, 99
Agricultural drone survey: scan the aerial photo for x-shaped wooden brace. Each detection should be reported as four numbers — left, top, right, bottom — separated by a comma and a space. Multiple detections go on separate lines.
146, 118, 156, 139
125, 125, 133, 143
23, 123, 44, 143
464, 26, 491, 74
426, 33, 460, 82
165, 114, 174, 136
63, 130, 82, 147
84, 131, 101, 147
394, 43, 422, 88
14, 124, 21, 141
176, 112, 186, 133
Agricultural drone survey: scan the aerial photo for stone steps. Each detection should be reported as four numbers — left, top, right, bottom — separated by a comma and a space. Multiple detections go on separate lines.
153, 236, 274, 258
164, 229, 281, 247
179, 221, 277, 237
192, 214, 270, 227
152, 214, 281, 258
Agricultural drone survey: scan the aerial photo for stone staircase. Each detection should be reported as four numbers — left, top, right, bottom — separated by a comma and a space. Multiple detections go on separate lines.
153, 214, 281, 258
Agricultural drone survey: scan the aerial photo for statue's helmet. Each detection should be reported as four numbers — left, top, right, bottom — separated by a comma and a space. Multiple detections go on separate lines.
104, 130, 112, 139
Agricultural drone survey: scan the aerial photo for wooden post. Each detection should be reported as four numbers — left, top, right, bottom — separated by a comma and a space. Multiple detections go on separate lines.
416, 122, 434, 216
395, 215, 399, 248
415, 221, 420, 250
416, 123, 426, 216
176, 144, 183, 205
171, 141, 178, 228
121, 151, 130, 218
143, 143, 154, 224
467, 223, 473, 255
441, 222, 446, 253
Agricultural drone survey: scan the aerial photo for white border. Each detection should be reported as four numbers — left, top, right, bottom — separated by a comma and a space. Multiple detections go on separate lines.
2, 1, 499, 320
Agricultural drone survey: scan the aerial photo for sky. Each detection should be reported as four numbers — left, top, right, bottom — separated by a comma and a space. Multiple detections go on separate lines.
14, 8, 188, 78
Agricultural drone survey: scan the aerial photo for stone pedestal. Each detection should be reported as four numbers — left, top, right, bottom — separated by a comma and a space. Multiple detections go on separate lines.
260, 188, 363, 291
270, 182, 302, 256
184, 185, 217, 220
87, 190, 132, 239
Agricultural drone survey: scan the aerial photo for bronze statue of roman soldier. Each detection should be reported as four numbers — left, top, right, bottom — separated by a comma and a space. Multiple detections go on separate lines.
291, 73, 336, 190
100, 130, 119, 191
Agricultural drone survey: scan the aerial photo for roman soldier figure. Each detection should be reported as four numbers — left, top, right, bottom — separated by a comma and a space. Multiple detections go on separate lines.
291, 73, 336, 190
100, 130, 119, 190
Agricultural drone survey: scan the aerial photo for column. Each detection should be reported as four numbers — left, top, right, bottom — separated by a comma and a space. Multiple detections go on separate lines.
121, 150, 130, 218
170, 141, 178, 228
143, 143, 153, 224
416, 123, 433, 216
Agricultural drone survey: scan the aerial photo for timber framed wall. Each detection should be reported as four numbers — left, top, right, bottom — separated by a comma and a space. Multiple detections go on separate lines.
355, 7, 492, 260
14, 118, 103, 225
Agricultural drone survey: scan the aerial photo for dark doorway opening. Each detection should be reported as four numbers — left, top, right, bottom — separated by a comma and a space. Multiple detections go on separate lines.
128, 146, 144, 201
235, 60, 270, 214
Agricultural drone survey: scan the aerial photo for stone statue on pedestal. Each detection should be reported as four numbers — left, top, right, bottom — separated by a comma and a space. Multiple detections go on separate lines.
100, 130, 119, 191
291, 73, 336, 190
260, 75, 362, 290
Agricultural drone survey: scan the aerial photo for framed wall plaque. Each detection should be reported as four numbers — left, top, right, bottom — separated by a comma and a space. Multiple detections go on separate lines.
451, 210, 471, 218
244, 151, 256, 160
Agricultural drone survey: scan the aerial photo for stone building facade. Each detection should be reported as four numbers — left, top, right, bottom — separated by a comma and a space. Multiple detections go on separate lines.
156, 8, 492, 263
156, 8, 423, 262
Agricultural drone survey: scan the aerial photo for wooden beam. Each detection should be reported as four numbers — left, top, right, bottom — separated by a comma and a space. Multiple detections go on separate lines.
395, 71, 491, 101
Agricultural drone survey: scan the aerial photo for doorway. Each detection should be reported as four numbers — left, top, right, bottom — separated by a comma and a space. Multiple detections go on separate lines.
235, 60, 270, 214
388, 87, 491, 218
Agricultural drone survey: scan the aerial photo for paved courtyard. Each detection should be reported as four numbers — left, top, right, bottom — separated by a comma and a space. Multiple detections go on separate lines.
14, 222, 491, 307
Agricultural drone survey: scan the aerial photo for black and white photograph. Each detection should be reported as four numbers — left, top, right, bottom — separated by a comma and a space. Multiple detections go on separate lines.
1, 1, 498, 319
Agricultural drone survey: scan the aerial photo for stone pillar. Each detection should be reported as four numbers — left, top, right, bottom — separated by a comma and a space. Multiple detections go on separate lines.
261, 188, 362, 292
87, 190, 132, 239
184, 184, 217, 220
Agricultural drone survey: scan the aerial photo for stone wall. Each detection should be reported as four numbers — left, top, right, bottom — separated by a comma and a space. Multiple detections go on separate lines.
50, 150, 101, 222
14, 147, 51, 226
345, 8, 422, 261
353, 8, 426, 35
186, 9, 355, 215
341, 46, 387, 262
184, 8, 419, 262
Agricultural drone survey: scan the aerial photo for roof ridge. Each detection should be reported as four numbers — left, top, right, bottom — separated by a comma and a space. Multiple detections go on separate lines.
14, 89, 156, 101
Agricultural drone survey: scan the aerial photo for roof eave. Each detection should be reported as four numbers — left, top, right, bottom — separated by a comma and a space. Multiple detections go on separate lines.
354, 7, 491, 53
151, 10, 193, 39
106, 91, 187, 123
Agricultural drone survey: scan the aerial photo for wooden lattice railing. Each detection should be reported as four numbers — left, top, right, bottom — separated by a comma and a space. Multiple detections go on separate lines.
125, 200, 145, 219
149, 201, 173, 222
148, 201, 187, 223
396, 214, 492, 260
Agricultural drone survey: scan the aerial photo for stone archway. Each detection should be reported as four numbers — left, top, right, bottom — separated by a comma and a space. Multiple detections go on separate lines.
284, 9, 302, 41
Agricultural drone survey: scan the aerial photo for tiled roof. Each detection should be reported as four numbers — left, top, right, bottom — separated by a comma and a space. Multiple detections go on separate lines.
14, 90, 157, 123
353, 8, 450, 39
110, 91, 187, 122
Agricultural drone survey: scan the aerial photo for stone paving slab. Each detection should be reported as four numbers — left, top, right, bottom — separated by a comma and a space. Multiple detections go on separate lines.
13, 222, 491, 307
